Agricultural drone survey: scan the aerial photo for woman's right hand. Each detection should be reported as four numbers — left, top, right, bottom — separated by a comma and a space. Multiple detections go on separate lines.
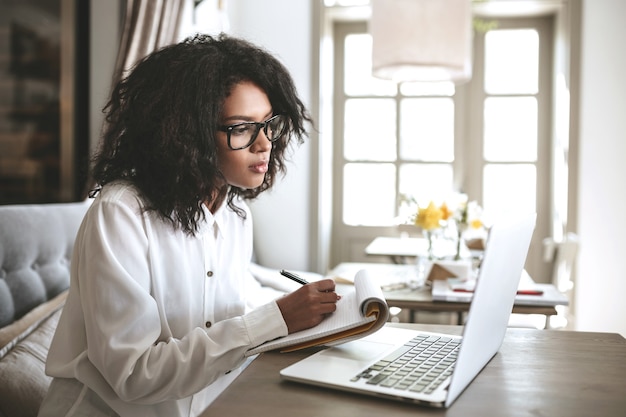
275, 279, 340, 334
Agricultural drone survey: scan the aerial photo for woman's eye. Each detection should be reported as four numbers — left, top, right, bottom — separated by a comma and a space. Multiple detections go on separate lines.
231, 125, 253, 136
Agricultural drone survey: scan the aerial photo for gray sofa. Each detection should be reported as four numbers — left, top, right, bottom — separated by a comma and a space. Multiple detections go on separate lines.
0, 200, 90, 417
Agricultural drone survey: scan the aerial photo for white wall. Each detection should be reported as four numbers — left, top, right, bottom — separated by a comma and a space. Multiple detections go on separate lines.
226, 0, 314, 272
576, 0, 626, 336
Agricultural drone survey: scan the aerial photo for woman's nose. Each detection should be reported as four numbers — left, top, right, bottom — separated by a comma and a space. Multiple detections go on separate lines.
251, 129, 272, 152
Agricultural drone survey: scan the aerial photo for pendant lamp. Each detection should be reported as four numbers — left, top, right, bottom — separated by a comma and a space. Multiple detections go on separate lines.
370, 0, 473, 84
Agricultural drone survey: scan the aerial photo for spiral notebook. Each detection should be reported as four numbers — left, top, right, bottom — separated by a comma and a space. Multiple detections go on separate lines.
246, 270, 389, 356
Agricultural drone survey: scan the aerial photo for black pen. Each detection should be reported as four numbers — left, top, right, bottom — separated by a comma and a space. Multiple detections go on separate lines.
280, 269, 309, 285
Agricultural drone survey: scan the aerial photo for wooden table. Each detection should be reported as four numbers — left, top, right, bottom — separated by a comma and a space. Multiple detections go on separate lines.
202, 324, 626, 417
384, 284, 557, 325
331, 262, 558, 326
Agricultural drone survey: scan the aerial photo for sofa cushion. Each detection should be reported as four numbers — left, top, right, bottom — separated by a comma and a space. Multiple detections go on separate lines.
0, 305, 63, 417
0, 201, 89, 328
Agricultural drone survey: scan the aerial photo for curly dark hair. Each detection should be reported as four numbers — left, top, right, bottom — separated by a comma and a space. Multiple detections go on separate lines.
90, 33, 312, 235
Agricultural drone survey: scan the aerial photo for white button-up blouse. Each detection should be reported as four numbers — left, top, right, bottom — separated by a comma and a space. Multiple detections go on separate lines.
41, 182, 288, 416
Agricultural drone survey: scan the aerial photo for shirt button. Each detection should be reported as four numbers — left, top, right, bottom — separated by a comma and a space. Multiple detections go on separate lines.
206, 271, 213, 277
205, 321, 212, 328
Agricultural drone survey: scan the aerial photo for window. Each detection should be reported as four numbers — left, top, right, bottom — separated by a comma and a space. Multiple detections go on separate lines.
329, 16, 553, 281
481, 28, 541, 218
338, 26, 458, 229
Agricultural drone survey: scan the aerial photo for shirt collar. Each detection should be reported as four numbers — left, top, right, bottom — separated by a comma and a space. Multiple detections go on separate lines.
200, 200, 226, 240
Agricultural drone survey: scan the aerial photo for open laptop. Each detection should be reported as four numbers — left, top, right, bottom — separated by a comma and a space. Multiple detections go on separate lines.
280, 212, 536, 408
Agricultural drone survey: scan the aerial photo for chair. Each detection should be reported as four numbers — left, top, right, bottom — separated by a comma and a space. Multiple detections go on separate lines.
543, 232, 579, 329
548, 233, 580, 292
508, 232, 579, 330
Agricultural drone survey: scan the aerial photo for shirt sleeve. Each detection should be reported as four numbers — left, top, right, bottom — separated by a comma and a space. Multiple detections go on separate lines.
63, 194, 288, 404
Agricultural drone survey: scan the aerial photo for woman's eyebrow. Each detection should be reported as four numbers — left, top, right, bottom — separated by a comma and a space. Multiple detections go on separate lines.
221, 110, 274, 124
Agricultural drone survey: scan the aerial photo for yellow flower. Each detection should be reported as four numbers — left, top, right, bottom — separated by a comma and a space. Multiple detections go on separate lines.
470, 219, 483, 229
415, 201, 443, 230
440, 202, 454, 221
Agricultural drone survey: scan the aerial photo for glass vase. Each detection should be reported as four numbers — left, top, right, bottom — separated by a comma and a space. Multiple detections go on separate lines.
454, 228, 463, 260
424, 229, 436, 260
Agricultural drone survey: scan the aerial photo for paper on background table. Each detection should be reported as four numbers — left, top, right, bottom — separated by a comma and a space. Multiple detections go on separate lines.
431, 279, 569, 307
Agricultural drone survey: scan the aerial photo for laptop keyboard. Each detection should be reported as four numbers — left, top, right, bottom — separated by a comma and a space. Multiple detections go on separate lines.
351, 335, 460, 394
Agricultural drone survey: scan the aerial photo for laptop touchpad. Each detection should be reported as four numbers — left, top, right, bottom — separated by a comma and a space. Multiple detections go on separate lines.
319, 339, 394, 362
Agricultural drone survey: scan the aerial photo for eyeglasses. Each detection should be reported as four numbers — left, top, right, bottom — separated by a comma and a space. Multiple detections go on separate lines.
218, 114, 289, 150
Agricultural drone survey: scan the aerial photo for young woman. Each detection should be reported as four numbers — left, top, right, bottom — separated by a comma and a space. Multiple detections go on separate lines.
38, 34, 339, 417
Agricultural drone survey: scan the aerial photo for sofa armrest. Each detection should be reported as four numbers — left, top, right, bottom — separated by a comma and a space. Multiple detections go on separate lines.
0, 294, 65, 417
0, 291, 67, 358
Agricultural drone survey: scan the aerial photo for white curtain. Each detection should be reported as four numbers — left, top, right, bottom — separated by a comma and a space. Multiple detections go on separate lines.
113, 0, 188, 83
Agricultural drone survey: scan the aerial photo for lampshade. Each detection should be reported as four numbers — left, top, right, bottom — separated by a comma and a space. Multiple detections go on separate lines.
370, 0, 473, 84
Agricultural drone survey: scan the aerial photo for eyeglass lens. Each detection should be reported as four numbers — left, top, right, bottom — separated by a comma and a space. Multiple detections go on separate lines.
228, 115, 288, 150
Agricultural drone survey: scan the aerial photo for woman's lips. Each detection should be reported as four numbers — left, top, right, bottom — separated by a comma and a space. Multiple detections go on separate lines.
250, 161, 269, 174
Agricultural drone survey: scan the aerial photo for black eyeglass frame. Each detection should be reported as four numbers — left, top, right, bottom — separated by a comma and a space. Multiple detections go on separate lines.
217, 114, 288, 150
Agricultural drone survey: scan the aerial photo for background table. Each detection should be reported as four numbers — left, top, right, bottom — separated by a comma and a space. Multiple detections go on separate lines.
364, 236, 428, 264
330, 262, 558, 326
202, 324, 626, 417
384, 284, 557, 325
